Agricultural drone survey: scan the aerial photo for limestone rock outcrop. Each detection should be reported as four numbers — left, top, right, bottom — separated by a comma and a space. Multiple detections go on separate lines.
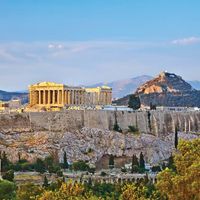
135, 71, 192, 94
0, 127, 198, 166
0, 111, 200, 166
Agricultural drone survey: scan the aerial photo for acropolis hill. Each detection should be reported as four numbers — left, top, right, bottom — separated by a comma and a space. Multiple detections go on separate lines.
0, 73, 200, 167
0, 110, 199, 166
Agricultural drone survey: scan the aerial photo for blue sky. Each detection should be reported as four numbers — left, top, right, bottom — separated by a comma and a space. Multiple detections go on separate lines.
0, 0, 200, 90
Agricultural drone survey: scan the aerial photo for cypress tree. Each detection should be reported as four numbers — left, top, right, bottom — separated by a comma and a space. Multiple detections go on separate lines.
43, 175, 49, 187
109, 154, 114, 169
139, 152, 145, 169
175, 126, 178, 149
131, 154, 139, 173
2, 151, 9, 171
63, 151, 69, 169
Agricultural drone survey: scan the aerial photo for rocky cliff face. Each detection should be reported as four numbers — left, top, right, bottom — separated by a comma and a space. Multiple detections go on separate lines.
136, 71, 192, 94
135, 72, 200, 107
0, 111, 200, 166
0, 127, 198, 166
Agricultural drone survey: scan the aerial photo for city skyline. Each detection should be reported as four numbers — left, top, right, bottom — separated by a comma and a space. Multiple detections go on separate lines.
0, 0, 200, 90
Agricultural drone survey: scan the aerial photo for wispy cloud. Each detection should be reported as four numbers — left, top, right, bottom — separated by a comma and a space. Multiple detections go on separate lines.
48, 43, 64, 49
0, 40, 200, 90
172, 37, 200, 45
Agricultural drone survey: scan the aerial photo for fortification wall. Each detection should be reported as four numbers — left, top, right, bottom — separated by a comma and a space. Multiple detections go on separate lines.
0, 110, 200, 135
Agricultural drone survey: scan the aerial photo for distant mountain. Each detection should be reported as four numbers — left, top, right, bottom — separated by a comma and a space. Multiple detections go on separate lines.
115, 72, 200, 107
88, 75, 153, 99
0, 90, 28, 104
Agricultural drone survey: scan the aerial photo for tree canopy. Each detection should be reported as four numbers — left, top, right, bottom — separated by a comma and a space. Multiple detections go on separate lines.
156, 138, 200, 200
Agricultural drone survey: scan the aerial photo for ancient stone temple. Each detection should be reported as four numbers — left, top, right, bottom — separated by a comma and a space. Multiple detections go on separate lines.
28, 82, 112, 110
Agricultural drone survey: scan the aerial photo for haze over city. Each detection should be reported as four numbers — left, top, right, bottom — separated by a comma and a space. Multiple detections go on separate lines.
0, 0, 200, 91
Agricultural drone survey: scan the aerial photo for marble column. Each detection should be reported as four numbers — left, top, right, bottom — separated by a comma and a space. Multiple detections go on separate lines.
48, 90, 51, 104
57, 90, 60, 104
71, 90, 74, 105
77, 91, 79, 105
68, 90, 70, 105
62, 90, 64, 105
53, 90, 55, 104
39, 90, 41, 105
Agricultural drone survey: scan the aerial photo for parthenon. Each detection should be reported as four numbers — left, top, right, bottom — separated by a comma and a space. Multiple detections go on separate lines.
28, 82, 112, 110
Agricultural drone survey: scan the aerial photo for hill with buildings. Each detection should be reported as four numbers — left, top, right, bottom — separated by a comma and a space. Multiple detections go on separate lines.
115, 72, 200, 108
88, 76, 200, 99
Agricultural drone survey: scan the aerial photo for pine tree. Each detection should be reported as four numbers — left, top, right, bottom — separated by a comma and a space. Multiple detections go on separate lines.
175, 126, 178, 149
139, 152, 145, 169
128, 94, 141, 110
63, 151, 69, 169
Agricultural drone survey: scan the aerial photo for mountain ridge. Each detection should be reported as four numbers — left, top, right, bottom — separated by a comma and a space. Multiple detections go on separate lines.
1, 74, 200, 103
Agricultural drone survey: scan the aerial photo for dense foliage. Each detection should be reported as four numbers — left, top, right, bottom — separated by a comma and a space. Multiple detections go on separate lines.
0, 139, 199, 199
156, 138, 200, 200
128, 94, 141, 110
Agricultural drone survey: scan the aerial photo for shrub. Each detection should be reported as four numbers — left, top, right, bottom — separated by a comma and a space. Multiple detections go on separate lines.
72, 161, 90, 171
0, 180, 16, 200
113, 122, 122, 133
128, 125, 139, 134
151, 165, 161, 172
2, 170, 14, 182
100, 171, 107, 176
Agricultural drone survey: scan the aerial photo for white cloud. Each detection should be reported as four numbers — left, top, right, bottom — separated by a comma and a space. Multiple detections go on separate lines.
172, 37, 200, 45
48, 43, 64, 49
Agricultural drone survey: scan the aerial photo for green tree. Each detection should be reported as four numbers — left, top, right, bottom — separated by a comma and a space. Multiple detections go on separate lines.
16, 183, 44, 200
72, 160, 90, 171
34, 158, 46, 173
131, 154, 139, 173
139, 152, 145, 170
167, 154, 176, 171
156, 138, 200, 200
1, 151, 10, 172
113, 110, 122, 133
63, 151, 69, 169
43, 175, 49, 188
128, 125, 139, 134
175, 126, 178, 149
38, 182, 85, 200
120, 181, 161, 200
91, 182, 120, 199
2, 169, 14, 182
128, 94, 141, 110
150, 102, 157, 110
109, 154, 115, 169
0, 180, 16, 200
113, 122, 122, 132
